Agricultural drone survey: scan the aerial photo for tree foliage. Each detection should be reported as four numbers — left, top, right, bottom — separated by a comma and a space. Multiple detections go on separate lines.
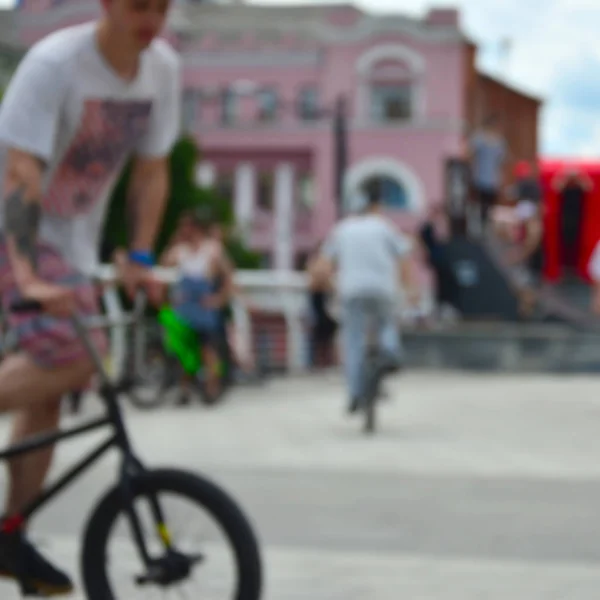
101, 136, 260, 269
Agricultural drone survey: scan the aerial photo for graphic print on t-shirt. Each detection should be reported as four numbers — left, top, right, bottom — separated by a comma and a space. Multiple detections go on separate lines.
43, 99, 152, 217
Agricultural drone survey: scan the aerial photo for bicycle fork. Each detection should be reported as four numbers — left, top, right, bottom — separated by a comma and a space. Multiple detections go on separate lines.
119, 455, 173, 568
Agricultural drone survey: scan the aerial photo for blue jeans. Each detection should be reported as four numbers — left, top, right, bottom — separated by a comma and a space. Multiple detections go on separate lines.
341, 296, 403, 400
171, 276, 219, 335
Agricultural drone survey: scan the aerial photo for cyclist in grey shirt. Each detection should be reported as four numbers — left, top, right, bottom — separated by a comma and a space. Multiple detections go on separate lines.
321, 189, 417, 413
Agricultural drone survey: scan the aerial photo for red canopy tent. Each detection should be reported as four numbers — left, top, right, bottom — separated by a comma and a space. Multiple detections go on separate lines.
539, 159, 600, 283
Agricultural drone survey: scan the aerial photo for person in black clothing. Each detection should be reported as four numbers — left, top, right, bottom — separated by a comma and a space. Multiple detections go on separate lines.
552, 167, 593, 273
419, 204, 460, 316
306, 243, 338, 369
506, 160, 543, 276
210, 220, 257, 380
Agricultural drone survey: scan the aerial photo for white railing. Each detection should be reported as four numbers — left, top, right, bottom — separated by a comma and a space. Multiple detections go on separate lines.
95, 266, 310, 377
94, 265, 434, 377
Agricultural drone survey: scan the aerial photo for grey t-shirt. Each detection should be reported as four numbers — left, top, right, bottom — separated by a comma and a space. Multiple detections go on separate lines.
470, 132, 507, 191
322, 214, 412, 300
0, 22, 181, 275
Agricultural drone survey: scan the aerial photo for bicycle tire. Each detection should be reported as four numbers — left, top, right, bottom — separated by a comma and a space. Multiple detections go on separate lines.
81, 468, 263, 600
127, 346, 178, 410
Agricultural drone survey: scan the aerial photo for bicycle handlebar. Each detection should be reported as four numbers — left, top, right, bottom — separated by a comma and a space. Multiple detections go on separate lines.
9, 288, 149, 319
8, 288, 149, 386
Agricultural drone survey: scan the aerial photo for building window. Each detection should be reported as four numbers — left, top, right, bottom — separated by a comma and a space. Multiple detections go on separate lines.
361, 175, 409, 210
221, 89, 238, 125
256, 88, 278, 122
297, 86, 320, 121
256, 172, 275, 212
370, 84, 412, 122
216, 171, 235, 201
182, 88, 198, 130
296, 173, 316, 213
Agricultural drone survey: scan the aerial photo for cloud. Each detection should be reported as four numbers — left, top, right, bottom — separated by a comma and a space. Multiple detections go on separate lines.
552, 55, 600, 112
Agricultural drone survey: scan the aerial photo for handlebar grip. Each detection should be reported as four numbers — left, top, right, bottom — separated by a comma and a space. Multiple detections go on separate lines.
9, 299, 44, 314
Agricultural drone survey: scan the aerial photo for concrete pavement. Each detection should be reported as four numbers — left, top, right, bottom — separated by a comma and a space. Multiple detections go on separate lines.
1, 371, 600, 598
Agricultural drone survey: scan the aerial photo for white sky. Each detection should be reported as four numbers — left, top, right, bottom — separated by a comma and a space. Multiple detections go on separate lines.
2, 0, 597, 157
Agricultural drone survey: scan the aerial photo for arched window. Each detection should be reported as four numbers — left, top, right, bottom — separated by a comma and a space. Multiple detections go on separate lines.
356, 45, 425, 123
361, 175, 409, 210
369, 59, 414, 122
345, 157, 424, 214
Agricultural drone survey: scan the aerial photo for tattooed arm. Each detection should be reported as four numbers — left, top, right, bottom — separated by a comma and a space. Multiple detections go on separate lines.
3, 149, 43, 289
2, 149, 73, 315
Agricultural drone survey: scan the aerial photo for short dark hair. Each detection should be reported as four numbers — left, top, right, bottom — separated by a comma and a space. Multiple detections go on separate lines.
189, 206, 215, 232
364, 180, 382, 207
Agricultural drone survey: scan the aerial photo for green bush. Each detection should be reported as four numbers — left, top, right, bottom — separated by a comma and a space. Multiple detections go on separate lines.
101, 136, 260, 269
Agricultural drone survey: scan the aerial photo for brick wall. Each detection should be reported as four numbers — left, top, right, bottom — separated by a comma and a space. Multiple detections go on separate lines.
474, 74, 540, 165
462, 41, 542, 183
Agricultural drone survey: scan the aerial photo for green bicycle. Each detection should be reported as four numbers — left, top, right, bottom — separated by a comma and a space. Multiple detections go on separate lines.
126, 306, 234, 410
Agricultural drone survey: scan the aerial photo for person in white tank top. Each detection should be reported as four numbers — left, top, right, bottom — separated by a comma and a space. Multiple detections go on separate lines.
160, 209, 229, 398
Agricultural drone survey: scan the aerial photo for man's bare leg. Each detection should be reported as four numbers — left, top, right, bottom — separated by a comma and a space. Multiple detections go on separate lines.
5, 402, 61, 518
0, 353, 94, 520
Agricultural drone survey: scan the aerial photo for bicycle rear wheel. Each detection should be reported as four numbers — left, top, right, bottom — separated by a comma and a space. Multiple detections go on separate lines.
81, 468, 262, 600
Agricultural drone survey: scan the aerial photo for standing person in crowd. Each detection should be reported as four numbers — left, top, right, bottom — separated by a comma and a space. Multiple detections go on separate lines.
161, 208, 229, 400
209, 220, 260, 380
209, 220, 235, 381
320, 186, 418, 414
419, 203, 460, 322
468, 115, 509, 233
488, 181, 543, 318
306, 242, 338, 369
509, 160, 542, 213
552, 166, 593, 275
507, 160, 544, 276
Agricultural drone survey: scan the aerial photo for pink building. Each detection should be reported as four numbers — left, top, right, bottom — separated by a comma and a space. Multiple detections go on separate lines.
16, 1, 469, 269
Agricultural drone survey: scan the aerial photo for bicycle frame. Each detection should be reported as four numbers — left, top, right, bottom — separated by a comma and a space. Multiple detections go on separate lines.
0, 292, 171, 568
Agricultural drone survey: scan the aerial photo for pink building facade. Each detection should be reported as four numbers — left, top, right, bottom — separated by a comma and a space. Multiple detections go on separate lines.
16, 1, 468, 269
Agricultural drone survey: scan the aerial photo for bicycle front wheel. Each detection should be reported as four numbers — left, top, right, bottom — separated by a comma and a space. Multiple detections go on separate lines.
81, 468, 262, 600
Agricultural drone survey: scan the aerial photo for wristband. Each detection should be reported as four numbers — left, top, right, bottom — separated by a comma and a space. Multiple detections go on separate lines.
128, 250, 155, 267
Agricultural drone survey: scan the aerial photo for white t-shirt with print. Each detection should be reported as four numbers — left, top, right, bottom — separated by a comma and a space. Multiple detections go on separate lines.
0, 22, 181, 275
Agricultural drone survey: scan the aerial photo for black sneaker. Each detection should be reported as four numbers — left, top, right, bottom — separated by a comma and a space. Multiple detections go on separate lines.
0, 531, 73, 596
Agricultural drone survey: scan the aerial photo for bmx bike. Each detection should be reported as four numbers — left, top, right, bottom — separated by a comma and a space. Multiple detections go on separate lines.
1, 290, 263, 599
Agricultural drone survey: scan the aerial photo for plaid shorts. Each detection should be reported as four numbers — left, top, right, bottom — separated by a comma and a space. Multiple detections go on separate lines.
0, 239, 108, 368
